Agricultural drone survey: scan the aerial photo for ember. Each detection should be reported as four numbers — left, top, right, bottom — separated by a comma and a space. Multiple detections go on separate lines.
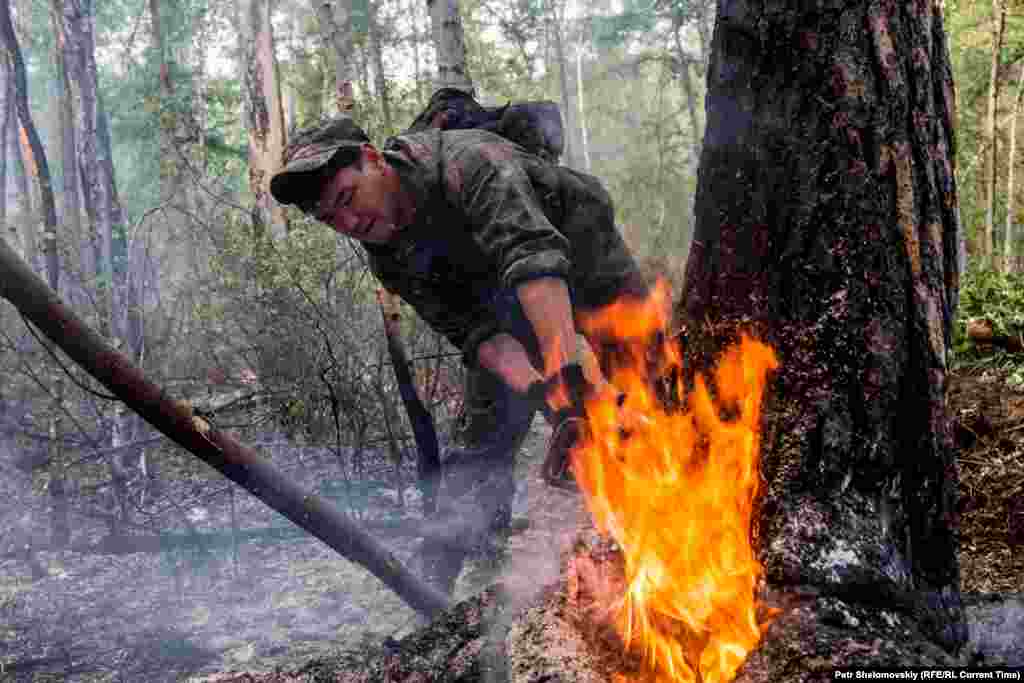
574, 281, 779, 683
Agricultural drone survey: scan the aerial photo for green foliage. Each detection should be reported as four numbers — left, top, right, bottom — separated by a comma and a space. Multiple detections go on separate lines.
954, 264, 1024, 383
957, 263, 1024, 337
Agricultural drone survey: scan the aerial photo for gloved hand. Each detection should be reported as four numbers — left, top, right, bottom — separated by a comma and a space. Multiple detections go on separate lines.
525, 363, 594, 489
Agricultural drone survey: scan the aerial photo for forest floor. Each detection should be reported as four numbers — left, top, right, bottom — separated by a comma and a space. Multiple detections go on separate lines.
0, 365, 1021, 683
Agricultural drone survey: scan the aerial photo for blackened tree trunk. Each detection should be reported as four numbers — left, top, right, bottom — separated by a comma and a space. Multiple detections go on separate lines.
679, 0, 964, 652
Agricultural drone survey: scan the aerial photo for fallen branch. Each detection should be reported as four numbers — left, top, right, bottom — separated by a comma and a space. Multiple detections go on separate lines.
0, 236, 449, 619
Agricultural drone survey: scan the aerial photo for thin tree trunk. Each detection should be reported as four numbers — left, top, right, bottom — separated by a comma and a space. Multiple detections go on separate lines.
1004, 60, 1024, 274
8, 107, 35, 268
313, 0, 356, 114
428, 0, 473, 93
0, 235, 450, 620
239, 0, 288, 238
679, 0, 964, 651
410, 0, 423, 108
377, 289, 441, 516
0, 53, 11, 251
52, 0, 82, 292
570, 0, 590, 171
1, 0, 70, 549
985, 0, 1006, 265
549, 0, 576, 167
368, 0, 392, 131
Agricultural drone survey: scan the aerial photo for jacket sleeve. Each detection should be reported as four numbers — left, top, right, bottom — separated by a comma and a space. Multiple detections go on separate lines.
458, 149, 571, 290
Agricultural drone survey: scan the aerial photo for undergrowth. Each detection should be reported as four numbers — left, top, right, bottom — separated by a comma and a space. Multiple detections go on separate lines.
953, 265, 1024, 391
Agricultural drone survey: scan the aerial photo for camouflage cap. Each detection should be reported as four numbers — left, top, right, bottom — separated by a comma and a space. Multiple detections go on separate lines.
269, 117, 371, 206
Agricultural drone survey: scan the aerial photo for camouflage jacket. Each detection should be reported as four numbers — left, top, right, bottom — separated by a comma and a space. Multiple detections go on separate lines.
364, 128, 643, 363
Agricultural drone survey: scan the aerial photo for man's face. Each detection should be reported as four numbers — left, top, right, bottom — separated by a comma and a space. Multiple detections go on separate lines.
314, 145, 406, 244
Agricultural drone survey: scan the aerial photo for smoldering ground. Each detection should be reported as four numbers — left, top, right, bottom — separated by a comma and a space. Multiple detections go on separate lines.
0, 422, 589, 682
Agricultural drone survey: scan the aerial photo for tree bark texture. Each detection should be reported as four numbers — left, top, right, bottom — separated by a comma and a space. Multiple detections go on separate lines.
428, 0, 473, 93
239, 0, 288, 238
678, 0, 964, 651
0, 236, 450, 620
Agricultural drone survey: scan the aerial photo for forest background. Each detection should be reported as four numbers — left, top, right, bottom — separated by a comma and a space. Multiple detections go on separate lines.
0, 0, 1023, 680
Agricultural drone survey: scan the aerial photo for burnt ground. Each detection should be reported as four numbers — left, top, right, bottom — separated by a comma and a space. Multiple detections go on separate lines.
1, 366, 1022, 683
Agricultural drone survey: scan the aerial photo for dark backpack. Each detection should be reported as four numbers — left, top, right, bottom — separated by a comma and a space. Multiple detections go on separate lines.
405, 88, 564, 163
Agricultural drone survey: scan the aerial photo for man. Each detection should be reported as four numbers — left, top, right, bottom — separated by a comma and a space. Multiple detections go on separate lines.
269, 116, 647, 593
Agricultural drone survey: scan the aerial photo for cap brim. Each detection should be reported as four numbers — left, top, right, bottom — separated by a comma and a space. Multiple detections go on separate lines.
270, 144, 351, 205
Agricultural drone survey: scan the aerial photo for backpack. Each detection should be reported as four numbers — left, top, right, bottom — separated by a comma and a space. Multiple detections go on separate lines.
405, 88, 565, 163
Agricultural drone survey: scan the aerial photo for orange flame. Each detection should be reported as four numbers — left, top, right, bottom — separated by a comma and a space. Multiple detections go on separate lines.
575, 280, 778, 683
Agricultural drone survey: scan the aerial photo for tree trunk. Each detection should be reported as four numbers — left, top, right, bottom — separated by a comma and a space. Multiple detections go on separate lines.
0, 235, 450, 620
428, 0, 473, 93
367, 0, 392, 131
52, 0, 82, 294
548, 0, 577, 168
1004, 60, 1024, 273
0, 52, 11, 250
984, 0, 1006, 265
312, 0, 356, 114
59, 0, 112, 333
239, 0, 288, 238
377, 289, 441, 516
410, 0, 424, 108
570, 0, 590, 171
7, 102, 36, 268
678, 0, 965, 652
1, 0, 70, 549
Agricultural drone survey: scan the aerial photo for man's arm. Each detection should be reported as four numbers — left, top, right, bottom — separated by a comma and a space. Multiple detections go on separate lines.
516, 276, 576, 379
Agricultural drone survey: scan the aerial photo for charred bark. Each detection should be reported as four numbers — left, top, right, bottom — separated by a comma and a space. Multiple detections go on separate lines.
678, 0, 964, 652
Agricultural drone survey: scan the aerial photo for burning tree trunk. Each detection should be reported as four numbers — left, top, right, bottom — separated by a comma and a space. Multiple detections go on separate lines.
679, 0, 965, 656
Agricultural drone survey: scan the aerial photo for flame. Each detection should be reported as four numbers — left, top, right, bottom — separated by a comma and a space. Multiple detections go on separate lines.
574, 280, 778, 683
